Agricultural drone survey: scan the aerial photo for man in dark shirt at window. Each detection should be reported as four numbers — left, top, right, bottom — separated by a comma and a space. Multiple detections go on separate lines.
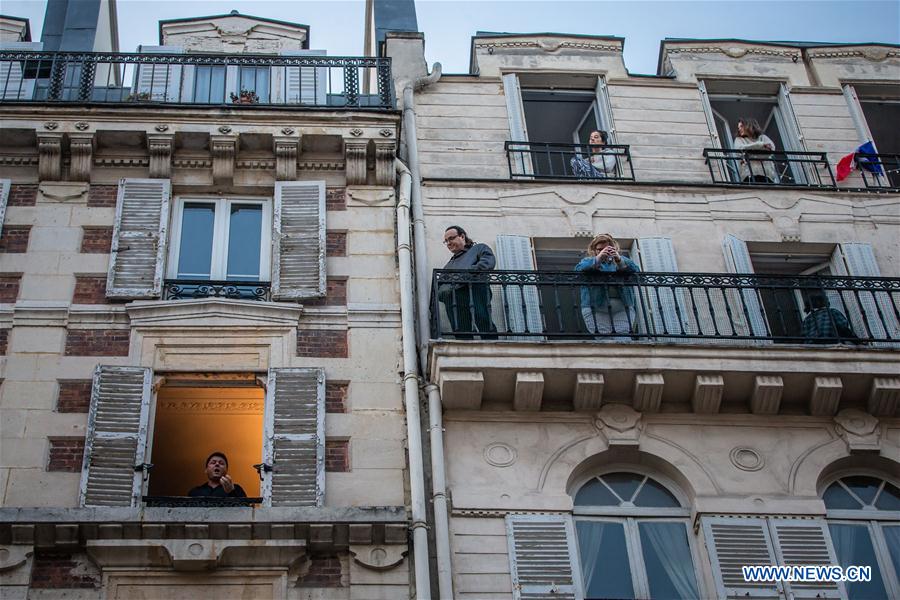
188, 451, 247, 498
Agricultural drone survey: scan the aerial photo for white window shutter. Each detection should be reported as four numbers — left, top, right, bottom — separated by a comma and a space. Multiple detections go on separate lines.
701, 516, 781, 599
134, 45, 183, 102
769, 518, 844, 599
503, 73, 533, 176
106, 178, 170, 299
0, 42, 42, 99
595, 76, 617, 143
506, 514, 584, 600
280, 50, 328, 105
0, 178, 10, 232
495, 235, 544, 336
834, 243, 900, 344
698, 81, 721, 148
776, 83, 814, 184
272, 181, 326, 300
79, 366, 152, 507
262, 368, 325, 507
722, 234, 770, 340
636, 237, 695, 338
841, 85, 876, 148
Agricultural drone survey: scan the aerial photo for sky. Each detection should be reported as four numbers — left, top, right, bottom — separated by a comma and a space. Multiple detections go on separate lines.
3, 0, 899, 75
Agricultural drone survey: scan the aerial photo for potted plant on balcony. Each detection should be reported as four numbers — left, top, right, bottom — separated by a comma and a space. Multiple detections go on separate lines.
230, 89, 259, 105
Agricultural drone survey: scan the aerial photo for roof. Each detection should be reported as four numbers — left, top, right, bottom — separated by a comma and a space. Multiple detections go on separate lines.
0, 14, 31, 42
158, 10, 310, 48
469, 31, 625, 75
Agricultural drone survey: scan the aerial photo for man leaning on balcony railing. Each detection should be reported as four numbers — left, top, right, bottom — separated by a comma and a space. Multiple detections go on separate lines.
574, 233, 640, 339
439, 225, 498, 339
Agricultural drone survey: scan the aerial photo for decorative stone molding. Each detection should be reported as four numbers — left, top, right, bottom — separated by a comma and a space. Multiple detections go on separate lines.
273, 136, 299, 181
665, 45, 801, 61
483, 443, 517, 468
210, 135, 237, 185
281, 127, 295, 135
0, 544, 32, 573
43, 121, 59, 130
730, 447, 765, 472
147, 134, 174, 179
514, 371, 544, 411
349, 128, 363, 137
0, 544, 33, 592
632, 373, 664, 412
774, 215, 801, 242
373, 140, 396, 186
834, 409, 880, 453
439, 371, 484, 410
349, 545, 407, 571
173, 157, 212, 169
155, 124, 169, 132
86, 539, 306, 571
344, 139, 368, 185
574, 372, 604, 411
562, 207, 593, 237
299, 159, 344, 171
37, 133, 63, 181
806, 47, 900, 61
594, 403, 643, 446
751, 375, 783, 414
692, 374, 724, 414
68, 134, 94, 182
474, 39, 621, 53
74, 121, 90, 131
218, 125, 232, 134
379, 128, 393, 138
810, 376, 842, 416
236, 157, 275, 170
94, 156, 150, 168
0, 154, 38, 166
867, 377, 900, 417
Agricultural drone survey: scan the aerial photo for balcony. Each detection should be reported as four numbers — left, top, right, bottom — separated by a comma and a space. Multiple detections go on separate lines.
506, 141, 635, 181
0, 51, 394, 109
163, 279, 271, 301
854, 153, 900, 191
703, 148, 836, 188
428, 270, 900, 415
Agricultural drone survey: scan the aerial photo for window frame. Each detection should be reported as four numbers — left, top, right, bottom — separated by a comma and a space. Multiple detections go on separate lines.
167, 196, 272, 283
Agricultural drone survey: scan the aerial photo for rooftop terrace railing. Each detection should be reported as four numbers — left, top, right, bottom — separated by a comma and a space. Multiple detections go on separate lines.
0, 51, 394, 109
506, 141, 635, 181
703, 148, 836, 188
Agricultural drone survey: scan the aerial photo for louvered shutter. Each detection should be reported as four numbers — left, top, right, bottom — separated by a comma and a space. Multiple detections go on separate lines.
769, 518, 844, 599
496, 235, 544, 336
134, 45, 183, 102
595, 76, 616, 144
636, 237, 695, 339
272, 181, 326, 300
0, 42, 41, 100
106, 178, 170, 299
79, 366, 152, 507
833, 243, 900, 345
701, 516, 781, 599
0, 178, 10, 233
503, 73, 533, 176
262, 368, 325, 507
699, 81, 731, 182
506, 514, 584, 600
280, 50, 328, 105
722, 234, 770, 341
775, 83, 813, 184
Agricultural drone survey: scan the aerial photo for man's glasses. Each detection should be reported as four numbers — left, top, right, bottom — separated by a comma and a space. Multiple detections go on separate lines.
443, 234, 460, 246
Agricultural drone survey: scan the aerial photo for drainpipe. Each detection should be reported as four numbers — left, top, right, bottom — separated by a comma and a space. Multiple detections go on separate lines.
396, 158, 431, 600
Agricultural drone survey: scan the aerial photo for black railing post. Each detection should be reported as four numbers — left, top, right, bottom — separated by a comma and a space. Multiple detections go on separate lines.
344, 61, 359, 107
377, 59, 393, 108
78, 56, 95, 102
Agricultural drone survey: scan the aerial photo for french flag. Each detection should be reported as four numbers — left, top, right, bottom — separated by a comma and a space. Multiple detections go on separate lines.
836, 141, 882, 182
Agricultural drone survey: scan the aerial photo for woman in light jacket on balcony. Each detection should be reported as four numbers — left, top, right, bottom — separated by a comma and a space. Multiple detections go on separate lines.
570, 130, 617, 178
575, 233, 640, 337
733, 117, 777, 183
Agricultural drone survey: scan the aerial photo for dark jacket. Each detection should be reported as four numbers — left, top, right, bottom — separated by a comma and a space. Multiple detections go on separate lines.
444, 243, 496, 271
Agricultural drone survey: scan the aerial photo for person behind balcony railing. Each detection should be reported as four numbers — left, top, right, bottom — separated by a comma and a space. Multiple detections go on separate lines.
188, 451, 247, 498
439, 225, 498, 339
733, 118, 777, 183
575, 233, 640, 337
570, 130, 617, 179
801, 293, 858, 344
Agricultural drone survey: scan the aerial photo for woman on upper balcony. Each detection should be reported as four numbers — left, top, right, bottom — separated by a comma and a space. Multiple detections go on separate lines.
570, 130, 618, 179
574, 233, 640, 338
732, 117, 777, 183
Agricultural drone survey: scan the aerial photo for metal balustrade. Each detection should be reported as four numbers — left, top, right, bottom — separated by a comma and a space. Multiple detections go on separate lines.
505, 141, 635, 181
431, 269, 900, 345
143, 496, 262, 507
853, 153, 900, 190
703, 148, 836, 188
163, 279, 271, 301
0, 51, 394, 109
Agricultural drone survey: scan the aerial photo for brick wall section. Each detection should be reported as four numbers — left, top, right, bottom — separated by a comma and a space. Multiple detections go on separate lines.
0, 274, 21, 302
87, 184, 118, 207
303, 277, 347, 307
296, 556, 345, 587
57, 380, 93, 413
325, 382, 349, 413
326, 231, 347, 257
47, 437, 85, 472
326, 187, 346, 211
296, 329, 347, 358
30, 552, 100, 589
0, 225, 31, 253
72, 275, 108, 304
64, 329, 130, 356
80, 227, 112, 254
0, 329, 8, 355
8, 184, 37, 206
325, 440, 350, 472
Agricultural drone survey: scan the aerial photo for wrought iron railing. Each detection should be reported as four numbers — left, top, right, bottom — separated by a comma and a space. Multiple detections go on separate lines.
431, 269, 900, 345
703, 148, 836, 188
163, 279, 271, 301
853, 153, 900, 190
506, 141, 635, 181
143, 496, 262, 507
0, 51, 394, 109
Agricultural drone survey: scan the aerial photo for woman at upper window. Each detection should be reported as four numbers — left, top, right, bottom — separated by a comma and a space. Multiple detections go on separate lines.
733, 117, 777, 183
570, 130, 617, 178
574, 233, 639, 337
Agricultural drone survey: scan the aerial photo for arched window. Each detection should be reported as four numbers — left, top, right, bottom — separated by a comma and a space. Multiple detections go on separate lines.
573, 471, 700, 600
822, 474, 900, 599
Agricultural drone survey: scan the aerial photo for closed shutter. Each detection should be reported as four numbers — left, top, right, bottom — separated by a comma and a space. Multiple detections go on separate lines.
833, 243, 900, 344
496, 235, 543, 336
595, 76, 616, 144
262, 368, 325, 507
0, 178, 9, 232
503, 73, 533, 176
106, 178, 170, 299
722, 234, 770, 341
280, 50, 328, 105
636, 237, 694, 338
0, 42, 42, 100
506, 514, 584, 600
272, 181, 326, 300
134, 45, 183, 102
79, 365, 152, 507
701, 516, 781, 599
769, 518, 844, 599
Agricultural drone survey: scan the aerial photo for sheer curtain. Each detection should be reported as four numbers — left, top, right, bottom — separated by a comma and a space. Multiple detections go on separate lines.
576, 521, 607, 592
640, 522, 699, 600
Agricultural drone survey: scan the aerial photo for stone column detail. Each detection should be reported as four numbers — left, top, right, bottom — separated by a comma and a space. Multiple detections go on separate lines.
68, 133, 95, 182
37, 133, 63, 181
211, 135, 237, 186
373, 140, 396, 186
344, 139, 368, 185
274, 136, 299, 181
147, 134, 174, 179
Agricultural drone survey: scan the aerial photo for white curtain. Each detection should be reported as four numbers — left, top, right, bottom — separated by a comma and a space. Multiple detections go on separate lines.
639, 522, 699, 600
575, 521, 609, 593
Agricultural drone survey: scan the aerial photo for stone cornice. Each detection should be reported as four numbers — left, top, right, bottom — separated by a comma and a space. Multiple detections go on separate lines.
475, 38, 621, 54
664, 43, 801, 60
126, 298, 302, 329
806, 46, 900, 61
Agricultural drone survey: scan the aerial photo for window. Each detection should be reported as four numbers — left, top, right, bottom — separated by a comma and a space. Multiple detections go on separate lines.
823, 474, 900, 599
238, 66, 270, 103
573, 472, 701, 600
193, 65, 226, 103
844, 83, 900, 188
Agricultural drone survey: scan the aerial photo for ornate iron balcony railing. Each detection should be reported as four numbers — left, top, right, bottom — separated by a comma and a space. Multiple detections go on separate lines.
431, 269, 900, 345
163, 279, 271, 301
505, 141, 635, 181
143, 496, 262, 507
703, 148, 836, 188
852, 153, 900, 191
0, 51, 394, 109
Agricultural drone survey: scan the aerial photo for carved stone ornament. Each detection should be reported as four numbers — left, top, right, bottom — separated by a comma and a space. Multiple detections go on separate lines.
349, 128, 363, 137
74, 121, 89, 131
281, 127, 295, 135
483, 442, 517, 468
834, 409, 881, 453
218, 125, 232, 134
724, 47, 749, 58
43, 121, 59, 130
379, 128, 393, 137
0, 545, 33, 573
350, 545, 407, 571
774, 215, 801, 243
594, 403, 643, 446
729, 447, 765, 472
155, 124, 169, 132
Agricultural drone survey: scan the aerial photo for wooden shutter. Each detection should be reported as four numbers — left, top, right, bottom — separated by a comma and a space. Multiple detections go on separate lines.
595, 76, 617, 144
769, 518, 843, 599
722, 234, 770, 341
701, 516, 781, 599
0, 42, 42, 100
496, 235, 544, 336
698, 81, 721, 148
79, 366, 152, 507
134, 45, 183, 102
106, 178, 170, 299
280, 50, 328, 105
0, 178, 9, 233
506, 514, 584, 600
776, 83, 814, 184
262, 368, 325, 507
841, 85, 876, 148
636, 237, 694, 338
833, 243, 900, 344
503, 73, 533, 176
272, 181, 326, 300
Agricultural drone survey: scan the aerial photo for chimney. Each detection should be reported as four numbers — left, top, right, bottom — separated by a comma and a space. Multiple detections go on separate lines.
41, 0, 119, 52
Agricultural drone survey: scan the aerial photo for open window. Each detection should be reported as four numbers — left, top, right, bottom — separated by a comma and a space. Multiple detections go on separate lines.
843, 83, 900, 188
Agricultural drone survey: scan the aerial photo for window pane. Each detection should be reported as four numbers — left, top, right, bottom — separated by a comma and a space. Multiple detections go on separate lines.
843, 476, 882, 506
829, 523, 889, 600
226, 204, 263, 280
884, 526, 900, 587
823, 482, 862, 510
875, 482, 900, 511
240, 67, 269, 103
638, 522, 699, 600
634, 479, 681, 508
194, 66, 225, 103
576, 521, 634, 600
177, 202, 215, 278
574, 478, 620, 507
603, 472, 644, 503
